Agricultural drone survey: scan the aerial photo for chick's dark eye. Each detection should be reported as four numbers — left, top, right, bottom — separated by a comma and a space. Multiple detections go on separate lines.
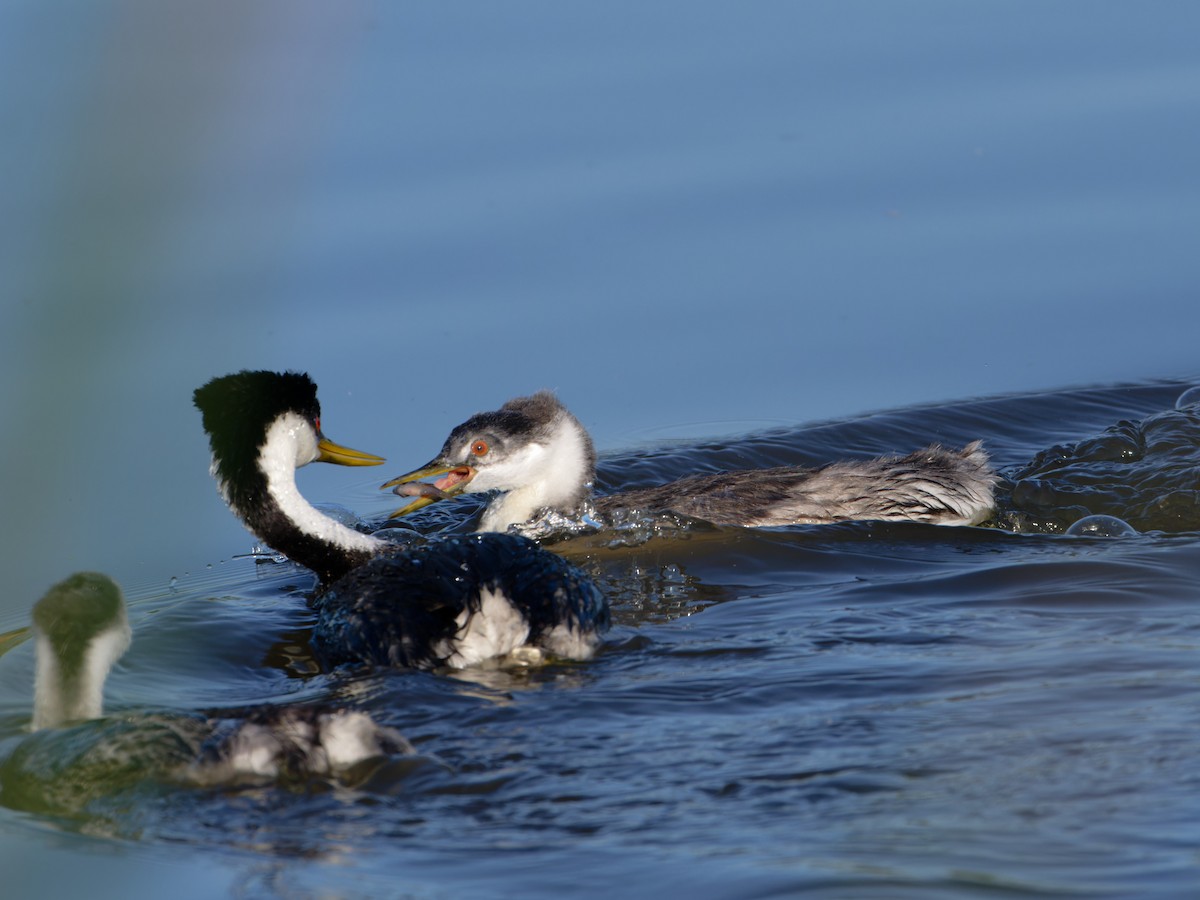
471, 440, 489, 457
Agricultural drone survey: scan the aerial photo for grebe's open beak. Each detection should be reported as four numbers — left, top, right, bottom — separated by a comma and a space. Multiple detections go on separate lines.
380, 462, 476, 519
317, 436, 386, 467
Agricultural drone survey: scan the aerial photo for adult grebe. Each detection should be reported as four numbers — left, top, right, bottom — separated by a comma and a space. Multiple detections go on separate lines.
193, 372, 608, 669
382, 391, 997, 533
2, 572, 411, 812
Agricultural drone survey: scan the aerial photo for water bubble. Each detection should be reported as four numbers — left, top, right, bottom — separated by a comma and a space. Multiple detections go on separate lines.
1174, 386, 1200, 409
1065, 514, 1137, 537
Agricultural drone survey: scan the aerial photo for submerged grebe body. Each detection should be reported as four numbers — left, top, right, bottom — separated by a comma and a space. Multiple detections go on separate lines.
1, 572, 410, 812
383, 392, 997, 532
193, 372, 608, 670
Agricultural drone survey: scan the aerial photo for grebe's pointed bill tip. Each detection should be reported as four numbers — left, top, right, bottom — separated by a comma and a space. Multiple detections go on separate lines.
380, 461, 457, 490
317, 437, 386, 467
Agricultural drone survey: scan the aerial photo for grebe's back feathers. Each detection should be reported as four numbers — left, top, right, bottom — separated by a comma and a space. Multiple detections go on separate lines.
314, 533, 608, 670
601, 441, 995, 527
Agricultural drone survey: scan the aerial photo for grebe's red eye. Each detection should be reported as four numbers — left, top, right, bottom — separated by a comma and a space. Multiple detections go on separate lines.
471, 439, 489, 457
314, 417, 322, 432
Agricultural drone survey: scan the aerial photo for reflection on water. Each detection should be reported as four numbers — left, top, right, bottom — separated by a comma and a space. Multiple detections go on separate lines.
3, 380, 1200, 895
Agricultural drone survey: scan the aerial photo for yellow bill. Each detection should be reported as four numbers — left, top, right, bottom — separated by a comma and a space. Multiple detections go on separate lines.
317, 437, 386, 467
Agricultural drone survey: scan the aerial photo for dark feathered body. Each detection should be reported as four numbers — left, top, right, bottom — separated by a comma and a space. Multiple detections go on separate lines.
596, 442, 995, 527
314, 533, 609, 669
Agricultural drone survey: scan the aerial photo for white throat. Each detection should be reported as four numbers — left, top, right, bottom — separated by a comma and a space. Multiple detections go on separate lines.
477, 415, 593, 532
255, 414, 381, 555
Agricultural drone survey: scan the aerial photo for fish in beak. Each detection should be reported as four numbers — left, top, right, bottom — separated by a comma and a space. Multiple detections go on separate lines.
380, 462, 477, 518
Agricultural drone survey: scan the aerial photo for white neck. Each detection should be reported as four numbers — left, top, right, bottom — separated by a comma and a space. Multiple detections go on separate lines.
32, 622, 131, 731
255, 414, 381, 555
476, 415, 594, 532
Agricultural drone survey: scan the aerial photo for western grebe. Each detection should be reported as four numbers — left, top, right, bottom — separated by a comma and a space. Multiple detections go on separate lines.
193, 371, 608, 669
1, 572, 411, 812
381, 391, 997, 533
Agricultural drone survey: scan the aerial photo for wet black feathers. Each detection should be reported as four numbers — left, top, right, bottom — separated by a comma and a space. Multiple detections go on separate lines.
313, 533, 608, 670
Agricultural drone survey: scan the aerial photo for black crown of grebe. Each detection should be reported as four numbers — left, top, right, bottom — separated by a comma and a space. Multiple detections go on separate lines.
382, 391, 997, 532
193, 371, 608, 670
3, 572, 410, 807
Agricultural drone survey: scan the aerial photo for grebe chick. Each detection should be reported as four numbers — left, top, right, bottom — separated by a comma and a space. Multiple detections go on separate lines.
193, 372, 608, 670
382, 391, 997, 532
2, 572, 411, 812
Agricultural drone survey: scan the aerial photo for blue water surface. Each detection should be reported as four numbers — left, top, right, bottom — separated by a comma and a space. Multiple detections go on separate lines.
1, 2, 1199, 897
